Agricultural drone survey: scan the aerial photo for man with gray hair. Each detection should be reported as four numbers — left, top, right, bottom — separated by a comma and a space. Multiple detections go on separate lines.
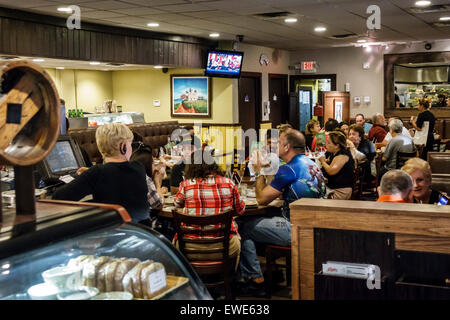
368, 113, 388, 143
380, 118, 415, 178
377, 169, 413, 203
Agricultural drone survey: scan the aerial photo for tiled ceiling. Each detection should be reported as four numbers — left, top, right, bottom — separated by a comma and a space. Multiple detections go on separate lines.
0, 0, 449, 50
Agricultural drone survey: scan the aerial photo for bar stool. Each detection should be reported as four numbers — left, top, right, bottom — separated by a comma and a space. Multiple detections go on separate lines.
264, 244, 291, 299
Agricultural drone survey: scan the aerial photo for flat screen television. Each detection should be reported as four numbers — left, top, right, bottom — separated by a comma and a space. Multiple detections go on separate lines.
37, 135, 86, 183
205, 50, 244, 78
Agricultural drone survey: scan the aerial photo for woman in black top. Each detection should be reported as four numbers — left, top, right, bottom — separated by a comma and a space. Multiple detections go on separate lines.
410, 99, 436, 160
53, 123, 150, 224
319, 131, 354, 200
349, 124, 376, 184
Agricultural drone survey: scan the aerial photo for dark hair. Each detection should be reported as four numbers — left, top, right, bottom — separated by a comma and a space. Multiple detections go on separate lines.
438, 94, 445, 99
325, 118, 339, 132
339, 121, 349, 128
184, 125, 194, 131
266, 129, 279, 141
418, 99, 429, 109
185, 149, 223, 179
327, 131, 348, 151
349, 124, 365, 140
60, 99, 65, 105
355, 113, 365, 120
180, 134, 202, 148
130, 145, 153, 178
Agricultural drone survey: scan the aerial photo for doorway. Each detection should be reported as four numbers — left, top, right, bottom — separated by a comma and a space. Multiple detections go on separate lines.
268, 74, 288, 128
289, 74, 337, 127
239, 72, 262, 155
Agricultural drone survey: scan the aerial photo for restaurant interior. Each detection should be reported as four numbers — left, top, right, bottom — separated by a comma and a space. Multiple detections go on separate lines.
0, 0, 449, 302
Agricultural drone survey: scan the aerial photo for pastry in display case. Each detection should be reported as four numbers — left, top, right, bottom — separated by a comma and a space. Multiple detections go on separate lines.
0, 200, 212, 300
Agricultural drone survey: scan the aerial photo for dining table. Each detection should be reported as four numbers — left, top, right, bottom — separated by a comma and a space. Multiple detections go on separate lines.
158, 190, 284, 219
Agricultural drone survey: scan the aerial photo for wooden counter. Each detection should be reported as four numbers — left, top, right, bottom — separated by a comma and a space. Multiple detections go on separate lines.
289, 198, 450, 300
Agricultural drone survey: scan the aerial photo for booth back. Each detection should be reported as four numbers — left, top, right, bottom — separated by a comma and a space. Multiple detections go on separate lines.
428, 152, 450, 175
69, 121, 182, 164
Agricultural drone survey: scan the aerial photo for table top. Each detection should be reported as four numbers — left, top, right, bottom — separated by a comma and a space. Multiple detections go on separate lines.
159, 195, 283, 219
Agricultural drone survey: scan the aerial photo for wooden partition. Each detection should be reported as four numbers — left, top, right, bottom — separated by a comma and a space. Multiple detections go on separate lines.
290, 199, 450, 300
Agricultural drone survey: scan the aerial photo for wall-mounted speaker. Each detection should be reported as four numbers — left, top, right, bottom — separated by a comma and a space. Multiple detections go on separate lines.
162, 67, 168, 73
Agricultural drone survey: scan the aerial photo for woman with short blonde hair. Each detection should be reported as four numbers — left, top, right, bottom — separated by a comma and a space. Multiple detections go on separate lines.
401, 157, 442, 204
53, 123, 150, 224
96, 123, 134, 159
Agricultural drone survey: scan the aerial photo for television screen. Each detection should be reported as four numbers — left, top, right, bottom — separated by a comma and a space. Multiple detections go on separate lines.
46, 141, 79, 174
205, 50, 244, 78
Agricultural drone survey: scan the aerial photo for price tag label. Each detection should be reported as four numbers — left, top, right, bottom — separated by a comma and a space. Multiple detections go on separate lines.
149, 268, 167, 294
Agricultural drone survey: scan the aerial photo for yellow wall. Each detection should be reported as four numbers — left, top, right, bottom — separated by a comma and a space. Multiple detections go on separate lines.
45, 68, 113, 113
112, 68, 234, 124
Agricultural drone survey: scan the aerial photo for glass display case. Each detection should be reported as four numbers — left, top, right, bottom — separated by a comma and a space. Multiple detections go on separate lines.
87, 112, 145, 127
0, 200, 211, 300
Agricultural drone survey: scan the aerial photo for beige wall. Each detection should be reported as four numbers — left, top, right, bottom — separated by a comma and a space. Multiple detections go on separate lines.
220, 42, 290, 122
45, 68, 113, 112
112, 68, 234, 124
289, 39, 450, 119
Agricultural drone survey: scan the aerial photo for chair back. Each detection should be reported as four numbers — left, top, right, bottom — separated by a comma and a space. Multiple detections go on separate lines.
351, 164, 363, 200
172, 209, 233, 264
396, 151, 417, 169
432, 174, 450, 195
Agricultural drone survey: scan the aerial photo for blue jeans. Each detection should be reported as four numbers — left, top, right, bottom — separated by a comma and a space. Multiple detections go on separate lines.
237, 215, 291, 280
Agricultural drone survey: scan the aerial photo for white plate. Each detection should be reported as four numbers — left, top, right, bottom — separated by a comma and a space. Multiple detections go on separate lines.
90, 292, 133, 300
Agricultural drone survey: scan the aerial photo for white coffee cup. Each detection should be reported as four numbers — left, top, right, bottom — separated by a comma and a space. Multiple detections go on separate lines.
42, 265, 82, 291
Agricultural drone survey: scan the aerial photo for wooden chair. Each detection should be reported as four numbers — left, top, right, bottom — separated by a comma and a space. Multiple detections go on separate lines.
396, 151, 417, 169
172, 209, 235, 300
264, 244, 291, 299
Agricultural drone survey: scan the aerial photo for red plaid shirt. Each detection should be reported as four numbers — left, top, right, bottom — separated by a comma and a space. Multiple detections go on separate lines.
174, 174, 245, 239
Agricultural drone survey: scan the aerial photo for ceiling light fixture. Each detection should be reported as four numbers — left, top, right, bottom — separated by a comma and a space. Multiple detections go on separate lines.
56, 67, 65, 69
57, 7, 72, 13
314, 27, 327, 32
439, 16, 450, 21
154, 66, 163, 69
147, 23, 159, 27
32, 58, 45, 62
89, 61, 101, 65
209, 33, 220, 38
357, 39, 367, 43
415, 1, 431, 6
284, 18, 298, 23
364, 45, 372, 52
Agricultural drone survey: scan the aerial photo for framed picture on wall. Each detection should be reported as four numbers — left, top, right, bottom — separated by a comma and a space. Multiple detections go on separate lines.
170, 75, 211, 118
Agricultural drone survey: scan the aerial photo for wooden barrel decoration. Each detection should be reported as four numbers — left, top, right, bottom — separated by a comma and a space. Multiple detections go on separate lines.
0, 60, 60, 166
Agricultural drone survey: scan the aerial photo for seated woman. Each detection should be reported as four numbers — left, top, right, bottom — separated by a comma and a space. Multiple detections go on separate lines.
319, 131, 355, 200
339, 121, 350, 137
52, 123, 150, 224
173, 149, 245, 263
305, 119, 321, 150
349, 124, 377, 183
401, 157, 444, 204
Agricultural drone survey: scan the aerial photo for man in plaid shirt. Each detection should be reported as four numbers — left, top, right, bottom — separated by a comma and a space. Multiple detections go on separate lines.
173, 149, 245, 263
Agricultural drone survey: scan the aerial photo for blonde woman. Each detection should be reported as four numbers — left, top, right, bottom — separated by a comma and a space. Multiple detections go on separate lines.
401, 157, 443, 204
53, 123, 150, 224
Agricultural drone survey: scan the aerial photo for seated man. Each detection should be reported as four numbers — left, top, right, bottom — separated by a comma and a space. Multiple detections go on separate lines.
368, 113, 388, 143
380, 119, 415, 178
377, 169, 413, 203
237, 129, 326, 296
382, 117, 412, 147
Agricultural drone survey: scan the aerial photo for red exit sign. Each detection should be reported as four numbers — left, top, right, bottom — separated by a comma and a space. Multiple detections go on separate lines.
301, 61, 317, 73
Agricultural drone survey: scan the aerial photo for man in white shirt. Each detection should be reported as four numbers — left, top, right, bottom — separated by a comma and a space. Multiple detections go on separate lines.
382, 117, 412, 146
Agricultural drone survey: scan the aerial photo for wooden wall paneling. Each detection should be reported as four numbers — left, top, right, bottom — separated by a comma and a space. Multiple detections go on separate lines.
170, 41, 176, 66
73, 29, 80, 60
55, 26, 63, 58
6, 19, 17, 55
67, 29, 74, 60
45, 24, 56, 58
136, 37, 146, 65
299, 227, 315, 300
61, 27, 69, 59
79, 30, 86, 60
163, 40, 169, 66
395, 234, 450, 255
